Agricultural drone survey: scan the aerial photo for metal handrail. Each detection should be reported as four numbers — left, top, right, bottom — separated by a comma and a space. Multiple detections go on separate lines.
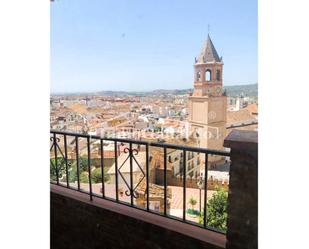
50, 129, 230, 156
50, 130, 230, 234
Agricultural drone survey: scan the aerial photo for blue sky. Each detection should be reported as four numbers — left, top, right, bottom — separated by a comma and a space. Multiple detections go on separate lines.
51, 0, 257, 93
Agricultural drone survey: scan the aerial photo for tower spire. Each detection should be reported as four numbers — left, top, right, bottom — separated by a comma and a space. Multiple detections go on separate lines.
196, 34, 221, 63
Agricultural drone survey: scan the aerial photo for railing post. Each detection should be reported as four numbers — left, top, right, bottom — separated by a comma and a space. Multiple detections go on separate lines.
203, 153, 208, 227
146, 144, 149, 211
114, 141, 119, 202
87, 136, 93, 201
182, 150, 186, 221
224, 130, 258, 249
129, 143, 134, 206
75, 136, 80, 190
53, 133, 59, 185
64, 135, 69, 188
100, 139, 105, 198
163, 147, 167, 216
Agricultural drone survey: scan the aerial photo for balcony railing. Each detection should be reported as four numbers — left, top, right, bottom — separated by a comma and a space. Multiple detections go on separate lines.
50, 130, 230, 234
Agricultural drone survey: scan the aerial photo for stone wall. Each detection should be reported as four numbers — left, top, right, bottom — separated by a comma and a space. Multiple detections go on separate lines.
51, 191, 224, 249
224, 130, 258, 249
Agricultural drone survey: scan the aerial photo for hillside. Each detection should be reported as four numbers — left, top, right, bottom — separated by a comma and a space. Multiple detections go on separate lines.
223, 83, 258, 97
52, 83, 258, 98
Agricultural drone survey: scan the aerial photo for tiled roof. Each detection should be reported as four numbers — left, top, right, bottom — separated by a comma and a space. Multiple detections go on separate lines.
227, 109, 255, 125
245, 103, 258, 115
69, 103, 87, 113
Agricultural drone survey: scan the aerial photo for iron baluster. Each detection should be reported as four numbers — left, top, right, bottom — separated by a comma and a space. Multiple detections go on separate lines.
204, 153, 209, 227
87, 136, 93, 201
64, 134, 69, 188
100, 139, 105, 198
75, 136, 80, 190
129, 143, 134, 206
53, 133, 59, 185
164, 147, 167, 216
114, 141, 119, 202
117, 146, 144, 200
183, 150, 186, 221
146, 144, 149, 211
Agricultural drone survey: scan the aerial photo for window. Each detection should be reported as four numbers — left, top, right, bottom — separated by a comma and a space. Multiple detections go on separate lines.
216, 70, 221, 81
205, 69, 211, 81
196, 71, 201, 81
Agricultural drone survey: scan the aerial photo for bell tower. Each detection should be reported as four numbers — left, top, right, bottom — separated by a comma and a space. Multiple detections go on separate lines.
188, 35, 227, 166
193, 34, 223, 97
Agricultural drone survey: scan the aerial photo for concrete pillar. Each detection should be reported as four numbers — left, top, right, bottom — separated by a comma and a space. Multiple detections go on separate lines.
224, 130, 258, 249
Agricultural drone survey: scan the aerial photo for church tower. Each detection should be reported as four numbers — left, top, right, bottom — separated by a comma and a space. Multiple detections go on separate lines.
188, 35, 227, 165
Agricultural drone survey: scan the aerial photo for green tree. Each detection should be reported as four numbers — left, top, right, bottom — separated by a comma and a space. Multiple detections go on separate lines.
80, 171, 89, 183
67, 164, 77, 183
91, 167, 110, 183
66, 157, 91, 183
199, 188, 228, 231
154, 127, 161, 132
189, 197, 197, 210
50, 158, 66, 181
78, 157, 90, 172
50, 158, 79, 183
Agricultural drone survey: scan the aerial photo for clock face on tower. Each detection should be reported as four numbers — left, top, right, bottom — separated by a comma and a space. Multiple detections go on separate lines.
216, 86, 221, 95
208, 87, 212, 95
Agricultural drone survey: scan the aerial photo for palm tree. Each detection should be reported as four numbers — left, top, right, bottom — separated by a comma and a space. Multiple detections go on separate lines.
189, 197, 197, 211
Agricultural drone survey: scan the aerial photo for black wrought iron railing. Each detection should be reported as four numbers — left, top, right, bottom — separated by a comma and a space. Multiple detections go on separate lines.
50, 130, 230, 234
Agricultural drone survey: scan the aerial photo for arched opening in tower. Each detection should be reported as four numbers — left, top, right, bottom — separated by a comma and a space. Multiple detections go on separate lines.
205, 69, 211, 81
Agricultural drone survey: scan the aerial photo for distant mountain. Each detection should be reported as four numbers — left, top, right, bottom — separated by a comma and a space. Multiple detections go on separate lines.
51, 83, 257, 98
223, 83, 258, 97
96, 84, 257, 97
